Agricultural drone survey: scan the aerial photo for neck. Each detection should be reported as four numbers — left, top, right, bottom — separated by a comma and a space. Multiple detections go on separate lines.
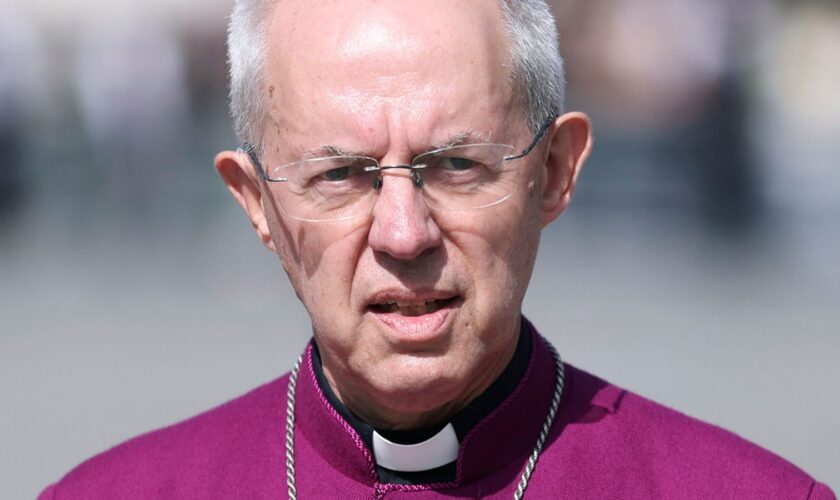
320, 323, 523, 432
326, 380, 463, 431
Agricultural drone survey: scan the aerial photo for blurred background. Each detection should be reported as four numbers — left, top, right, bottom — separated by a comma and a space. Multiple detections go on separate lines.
1, 0, 838, 496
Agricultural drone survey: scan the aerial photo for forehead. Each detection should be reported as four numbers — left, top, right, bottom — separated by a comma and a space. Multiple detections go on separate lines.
264, 0, 518, 153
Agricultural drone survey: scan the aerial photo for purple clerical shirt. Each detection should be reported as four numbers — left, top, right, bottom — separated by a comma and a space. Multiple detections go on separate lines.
40, 325, 835, 498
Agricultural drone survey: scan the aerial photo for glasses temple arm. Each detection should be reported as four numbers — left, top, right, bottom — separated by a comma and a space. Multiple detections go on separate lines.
504, 115, 557, 161
239, 143, 271, 181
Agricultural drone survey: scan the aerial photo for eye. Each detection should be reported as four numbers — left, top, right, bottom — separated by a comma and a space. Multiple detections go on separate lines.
323, 166, 350, 181
442, 157, 476, 171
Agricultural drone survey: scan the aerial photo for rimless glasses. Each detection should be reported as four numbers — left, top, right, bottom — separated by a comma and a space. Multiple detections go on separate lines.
241, 116, 555, 222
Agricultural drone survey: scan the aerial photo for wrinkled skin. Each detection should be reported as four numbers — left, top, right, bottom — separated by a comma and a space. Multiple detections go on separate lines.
216, 0, 592, 430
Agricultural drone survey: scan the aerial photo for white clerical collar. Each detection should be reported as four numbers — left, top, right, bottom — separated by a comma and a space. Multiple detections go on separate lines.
371, 423, 459, 472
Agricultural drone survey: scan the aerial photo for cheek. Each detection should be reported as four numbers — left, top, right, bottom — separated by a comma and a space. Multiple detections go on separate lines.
276, 217, 369, 314
447, 198, 540, 308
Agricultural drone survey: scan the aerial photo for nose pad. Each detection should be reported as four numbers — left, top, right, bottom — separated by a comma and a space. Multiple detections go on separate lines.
373, 169, 424, 191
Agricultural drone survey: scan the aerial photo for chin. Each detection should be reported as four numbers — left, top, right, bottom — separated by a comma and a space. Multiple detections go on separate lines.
367, 359, 464, 409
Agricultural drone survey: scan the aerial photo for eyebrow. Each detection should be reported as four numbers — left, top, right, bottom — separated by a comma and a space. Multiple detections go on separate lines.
429, 130, 477, 151
297, 130, 483, 160
297, 144, 362, 160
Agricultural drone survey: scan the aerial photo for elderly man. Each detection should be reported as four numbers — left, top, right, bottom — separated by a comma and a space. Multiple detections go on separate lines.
40, 0, 834, 498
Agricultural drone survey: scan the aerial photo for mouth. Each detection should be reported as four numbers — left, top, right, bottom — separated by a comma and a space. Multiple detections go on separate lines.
366, 293, 461, 342
369, 297, 459, 317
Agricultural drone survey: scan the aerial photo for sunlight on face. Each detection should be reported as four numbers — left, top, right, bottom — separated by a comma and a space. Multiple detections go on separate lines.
260, 0, 546, 427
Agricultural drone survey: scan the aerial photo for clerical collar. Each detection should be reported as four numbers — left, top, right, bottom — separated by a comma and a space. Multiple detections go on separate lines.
371, 422, 459, 472
311, 318, 533, 485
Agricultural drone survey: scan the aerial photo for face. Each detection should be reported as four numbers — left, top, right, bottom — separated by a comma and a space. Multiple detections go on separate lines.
217, 0, 591, 428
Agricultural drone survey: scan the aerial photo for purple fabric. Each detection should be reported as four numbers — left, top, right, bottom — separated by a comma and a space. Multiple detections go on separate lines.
40, 328, 835, 499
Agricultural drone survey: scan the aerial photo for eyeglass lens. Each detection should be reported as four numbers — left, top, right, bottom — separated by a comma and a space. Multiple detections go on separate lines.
265, 144, 520, 221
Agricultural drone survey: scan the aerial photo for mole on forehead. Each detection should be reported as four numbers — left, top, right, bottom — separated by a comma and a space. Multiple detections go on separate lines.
293, 130, 482, 160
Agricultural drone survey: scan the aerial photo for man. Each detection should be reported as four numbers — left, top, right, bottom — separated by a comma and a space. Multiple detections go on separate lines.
40, 0, 834, 498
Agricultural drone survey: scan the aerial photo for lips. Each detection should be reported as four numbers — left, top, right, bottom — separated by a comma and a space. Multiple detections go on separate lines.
366, 292, 460, 342
370, 298, 457, 316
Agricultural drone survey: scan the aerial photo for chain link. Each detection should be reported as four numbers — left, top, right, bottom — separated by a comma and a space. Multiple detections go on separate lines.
285, 355, 302, 500
513, 342, 564, 499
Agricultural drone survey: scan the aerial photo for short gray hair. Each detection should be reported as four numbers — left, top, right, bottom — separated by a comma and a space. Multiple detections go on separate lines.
227, 0, 565, 152
499, 0, 566, 131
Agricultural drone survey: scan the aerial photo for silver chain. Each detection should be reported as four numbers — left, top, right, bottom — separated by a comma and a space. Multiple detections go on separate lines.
513, 342, 564, 499
285, 342, 565, 499
285, 355, 302, 500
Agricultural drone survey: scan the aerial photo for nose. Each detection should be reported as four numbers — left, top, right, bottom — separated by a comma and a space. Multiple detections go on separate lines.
368, 170, 442, 260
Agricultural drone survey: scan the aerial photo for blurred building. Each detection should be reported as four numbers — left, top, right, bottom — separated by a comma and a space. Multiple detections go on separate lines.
72, 7, 190, 203
748, 0, 840, 212
0, 3, 40, 217
551, 0, 769, 228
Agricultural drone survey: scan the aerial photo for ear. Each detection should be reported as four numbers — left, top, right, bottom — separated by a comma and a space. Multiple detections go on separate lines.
214, 149, 277, 251
539, 112, 593, 227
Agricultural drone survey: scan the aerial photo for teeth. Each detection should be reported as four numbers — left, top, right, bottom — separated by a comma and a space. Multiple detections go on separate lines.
377, 299, 443, 316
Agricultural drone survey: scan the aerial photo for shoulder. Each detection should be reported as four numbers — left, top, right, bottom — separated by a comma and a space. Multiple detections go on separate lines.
543, 364, 835, 499
41, 375, 290, 500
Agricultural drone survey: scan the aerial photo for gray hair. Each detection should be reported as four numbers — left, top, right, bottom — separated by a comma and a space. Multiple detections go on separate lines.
227, 0, 565, 152
499, 0, 566, 131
